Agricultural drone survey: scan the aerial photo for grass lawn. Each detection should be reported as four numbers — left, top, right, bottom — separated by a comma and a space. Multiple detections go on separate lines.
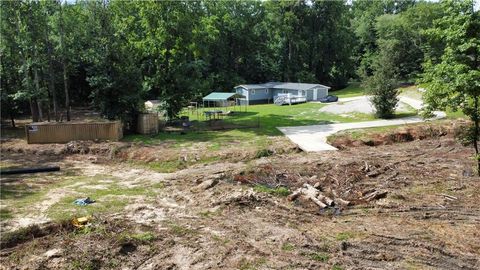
399, 85, 424, 100
330, 82, 365, 98
125, 102, 376, 147
124, 82, 421, 156
400, 84, 466, 119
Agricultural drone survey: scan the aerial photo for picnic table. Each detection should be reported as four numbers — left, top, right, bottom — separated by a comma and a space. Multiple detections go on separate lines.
204, 110, 223, 121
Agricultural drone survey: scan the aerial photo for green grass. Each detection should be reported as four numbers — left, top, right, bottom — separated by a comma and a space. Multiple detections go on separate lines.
1, 170, 164, 222
336, 231, 355, 241
399, 85, 423, 100
142, 155, 221, 173
125, 102, 375, 149
119, 231, 156, 243
47, 177, 162, 220
0, 208, 13, 220
446, 107, 466, 119
239, 258, 267, 270
168, 223, 196, 236
281, 243, 295, 251
330, 82, 365, 98
307, 252, 330, 262
253, 184, 291, 197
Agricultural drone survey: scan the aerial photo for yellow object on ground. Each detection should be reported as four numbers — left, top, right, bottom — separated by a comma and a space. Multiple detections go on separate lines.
72, 216, 93, 228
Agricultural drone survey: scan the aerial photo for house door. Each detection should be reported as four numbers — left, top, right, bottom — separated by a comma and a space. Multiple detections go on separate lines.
314, 89, 318, 100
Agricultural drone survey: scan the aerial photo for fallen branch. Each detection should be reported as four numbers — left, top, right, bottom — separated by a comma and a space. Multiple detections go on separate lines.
287, 183, 339, 209
331, 190, 351, 206
334, 197, 351, 206
438, 193, 458, 201
362, 190, 388, 201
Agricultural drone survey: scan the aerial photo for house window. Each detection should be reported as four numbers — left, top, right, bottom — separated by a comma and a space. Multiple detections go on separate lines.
282, 90, 288, 94
251, 89, 256, 95
265, 89, 269, 94
301, 90, 306, 96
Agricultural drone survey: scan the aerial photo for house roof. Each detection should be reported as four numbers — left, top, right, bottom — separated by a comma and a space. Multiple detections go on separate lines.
236, 82, 331, 91
202, 92, 244, 101
145, 100, 162, 104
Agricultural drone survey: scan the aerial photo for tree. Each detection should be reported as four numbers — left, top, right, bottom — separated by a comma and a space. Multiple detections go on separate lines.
364, 48, 399, 119
351, 0, 415, 78
422, 0, 480, 174
0, 0, 24, 127
85, 0, 143, 125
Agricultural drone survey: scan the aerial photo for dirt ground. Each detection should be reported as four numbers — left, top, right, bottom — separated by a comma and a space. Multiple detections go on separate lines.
1, 129, 480, 269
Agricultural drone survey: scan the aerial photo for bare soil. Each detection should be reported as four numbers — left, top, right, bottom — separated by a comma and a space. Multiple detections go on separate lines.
1, 131, 480, 269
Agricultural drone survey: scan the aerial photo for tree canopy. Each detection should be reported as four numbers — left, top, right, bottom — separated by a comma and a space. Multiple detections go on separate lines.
0, 0, 475, 124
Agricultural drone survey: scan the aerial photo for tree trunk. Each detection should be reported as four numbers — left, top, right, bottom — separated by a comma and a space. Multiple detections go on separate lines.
37, 100, 44, 121
473, 97, 480, 176
10, 113, 15, 128
32, 52, 43, 122
30, 99, 39, 122
59, 3, 70, 121
46, 30, 58, 121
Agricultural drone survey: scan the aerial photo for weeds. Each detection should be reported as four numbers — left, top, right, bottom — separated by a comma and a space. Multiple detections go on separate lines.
239, 258, 267, 270
336, 232, 354, 241
168, 223, 196, 236
254, 148, 274, 159
253, 184, 290, 197
282, 243, 295, 251
132, 232, 155, 242
307, 252, 329, 262
212, 235, 230, 245
0, 208, 13, 220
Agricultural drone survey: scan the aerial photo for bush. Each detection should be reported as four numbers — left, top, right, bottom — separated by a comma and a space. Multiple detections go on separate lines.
254, 149, 274, 159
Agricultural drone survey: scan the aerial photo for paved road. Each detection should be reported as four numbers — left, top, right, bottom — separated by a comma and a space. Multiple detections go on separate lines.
277, 96, 445, 152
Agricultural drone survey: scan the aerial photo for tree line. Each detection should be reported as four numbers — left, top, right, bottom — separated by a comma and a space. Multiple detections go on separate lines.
0, 0, 478, 125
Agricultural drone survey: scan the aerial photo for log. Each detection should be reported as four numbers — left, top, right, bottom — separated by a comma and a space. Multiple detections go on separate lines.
366, 170, 381, 177
318, 193, 334, 206
302, 183, 329, 208
0, 166, 60, 175
363, 161, 370, 172
334, 197, 351, 206
438, 193, 458, 201
332, 190, 351, 206
308, 195, 327, 208
363, 190, 388, 201
287, 190, 302, 201
302, 183, 319, 195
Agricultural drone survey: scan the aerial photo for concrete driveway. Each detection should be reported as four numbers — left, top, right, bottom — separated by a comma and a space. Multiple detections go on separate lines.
277, 96, 445, 152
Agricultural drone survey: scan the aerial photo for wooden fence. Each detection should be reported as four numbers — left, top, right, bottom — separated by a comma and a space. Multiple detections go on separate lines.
25, 121, 123, 144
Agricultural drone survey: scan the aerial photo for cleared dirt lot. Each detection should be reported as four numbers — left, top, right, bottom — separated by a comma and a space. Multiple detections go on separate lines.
1, 128, 479, 269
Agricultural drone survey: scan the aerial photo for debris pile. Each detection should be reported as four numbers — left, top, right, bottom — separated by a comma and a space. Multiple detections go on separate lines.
288, 183, 350, 209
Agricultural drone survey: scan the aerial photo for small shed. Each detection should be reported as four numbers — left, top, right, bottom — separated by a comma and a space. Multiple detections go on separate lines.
137, 113, 159, 135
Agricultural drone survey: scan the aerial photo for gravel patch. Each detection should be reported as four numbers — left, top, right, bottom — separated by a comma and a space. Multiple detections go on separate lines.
319, 96, 413, 114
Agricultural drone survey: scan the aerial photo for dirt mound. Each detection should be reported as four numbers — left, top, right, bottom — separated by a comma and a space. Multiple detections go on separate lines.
0, 221, 72, 249
329, 121, 468, 149
1, 138, 125, 158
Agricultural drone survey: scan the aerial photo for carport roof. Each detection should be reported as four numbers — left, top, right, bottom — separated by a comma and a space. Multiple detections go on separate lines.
202, 92, 244, 101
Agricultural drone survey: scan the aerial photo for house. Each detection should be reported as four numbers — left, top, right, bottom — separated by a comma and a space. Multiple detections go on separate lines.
234, 82, 330, 105
144, 100, 163, 112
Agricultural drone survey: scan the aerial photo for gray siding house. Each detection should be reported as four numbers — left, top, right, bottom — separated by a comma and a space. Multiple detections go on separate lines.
234, 82, 330, 105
